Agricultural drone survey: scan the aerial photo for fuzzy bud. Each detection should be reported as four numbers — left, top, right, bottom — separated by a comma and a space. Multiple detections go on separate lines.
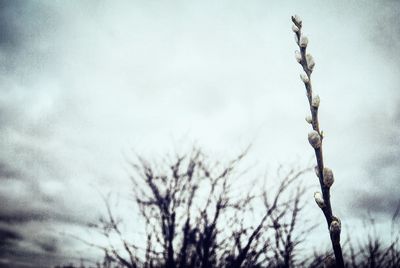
332, 215, 341, 225
330, 219, 341, 243
311, 94, 320, 108
308, 130, 321, 149
292, 24, 299, 33
300, 73, 309, 83
291, 15, 302, 26
305, 115, 312, 124
295, 50, 302, 63
314, 192, 325, 208
306, 53, 315, 70
323, 167, 334, 187
300, 35, 308, 48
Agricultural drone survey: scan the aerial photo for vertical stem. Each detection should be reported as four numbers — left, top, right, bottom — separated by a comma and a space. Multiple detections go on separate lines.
291, 15, 345, 268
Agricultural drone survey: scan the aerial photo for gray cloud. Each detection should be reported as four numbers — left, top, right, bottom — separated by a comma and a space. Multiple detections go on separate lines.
0, 228, 22, 249
348, 101, 400, 217
367, 1, 400, 59
0, 162, 17, 179
0, 1, 60, 78
0, 1, 25, 50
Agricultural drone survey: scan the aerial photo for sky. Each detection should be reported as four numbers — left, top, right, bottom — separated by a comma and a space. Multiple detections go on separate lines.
0, 0, 399, 267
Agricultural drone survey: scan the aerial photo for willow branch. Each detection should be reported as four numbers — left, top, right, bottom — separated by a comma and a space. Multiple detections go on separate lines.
291, 14, 344, 268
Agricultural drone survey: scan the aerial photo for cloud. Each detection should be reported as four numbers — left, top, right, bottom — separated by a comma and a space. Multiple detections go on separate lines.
348, 101, 400, 217
0, 227, 22, 249
0, 1, 24, 50
0, 0, 400, 266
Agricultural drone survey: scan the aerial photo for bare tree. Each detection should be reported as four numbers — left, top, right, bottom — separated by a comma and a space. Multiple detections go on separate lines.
81, 147, 312, 268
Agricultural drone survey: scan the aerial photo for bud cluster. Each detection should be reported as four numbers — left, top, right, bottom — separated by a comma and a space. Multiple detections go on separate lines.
311, 94, 320, 108
323, 167, 335, 187
330, 218, 341, 243
305, 115, 313, 124
299, 36, 308, 48
308, 130, 321, 149
314, 192, 325, 208
300, 73, 309, 84
291, 15, 302, 27
292, 14, 316, 76
306, 53, 315, 70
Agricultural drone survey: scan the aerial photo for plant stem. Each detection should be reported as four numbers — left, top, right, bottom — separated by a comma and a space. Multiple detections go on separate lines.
291, 15, 345, 268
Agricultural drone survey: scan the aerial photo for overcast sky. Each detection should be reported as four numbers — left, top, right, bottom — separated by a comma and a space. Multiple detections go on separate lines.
0, 0, 399, 267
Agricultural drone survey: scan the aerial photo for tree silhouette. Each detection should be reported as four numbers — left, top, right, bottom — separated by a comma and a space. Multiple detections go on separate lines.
83, 148, 312, 268
63, 147, 400, 268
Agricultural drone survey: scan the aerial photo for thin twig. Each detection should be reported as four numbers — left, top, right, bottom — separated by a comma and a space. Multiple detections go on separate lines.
291, 14, 345, 268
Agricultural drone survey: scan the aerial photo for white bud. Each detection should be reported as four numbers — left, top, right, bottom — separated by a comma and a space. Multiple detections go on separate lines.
292, 15, 302, 26
332, 215, 341, 225
314, 192, 325, 208
300, 73, 309, 83
295, 50, 302, 63
306, 53, 315, 70
292, 24, 299, 33
305, 115, 312, 124
300, 35, 308, 48
323, 167, 334, 187
308, 130, 321, 149
330, 219, 341, 243
311, 94, 320, 108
